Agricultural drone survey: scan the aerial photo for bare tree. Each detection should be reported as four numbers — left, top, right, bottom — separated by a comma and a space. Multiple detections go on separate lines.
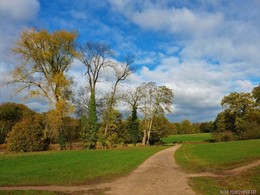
103, 55, 134, 135
77, 41, 114, 148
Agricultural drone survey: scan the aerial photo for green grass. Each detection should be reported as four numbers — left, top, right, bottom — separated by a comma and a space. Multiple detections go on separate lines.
0, 190, 62, 195
0, 146, 167, 186
189, 166, 260, 195
175, 139, 260, 195
161, 133, 212, 144
175, 139, 260, 173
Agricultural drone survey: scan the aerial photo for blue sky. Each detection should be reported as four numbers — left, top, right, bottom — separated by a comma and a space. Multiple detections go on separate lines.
0, 0, 260, 122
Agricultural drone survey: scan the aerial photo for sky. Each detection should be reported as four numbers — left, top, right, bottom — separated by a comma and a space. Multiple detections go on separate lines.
0, 0, 259, 122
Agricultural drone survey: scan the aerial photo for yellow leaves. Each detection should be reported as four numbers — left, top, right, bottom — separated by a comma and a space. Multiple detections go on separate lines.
28, 90, 41, 98
11, 28, 77, 112
52, 72, 69, 86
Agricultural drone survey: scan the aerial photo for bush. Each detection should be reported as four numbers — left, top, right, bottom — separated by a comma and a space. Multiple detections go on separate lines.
241, 110, 260, 140
212, 131, 235, 142
7, 114, 49, 152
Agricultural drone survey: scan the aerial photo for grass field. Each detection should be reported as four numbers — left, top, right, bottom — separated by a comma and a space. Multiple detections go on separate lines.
0, 146, 167, 186
161, 133, 212, 144
189, 166, 260, 195
175, 139, 260, 173
175, 139, 260, 195
0, 190, 60, 195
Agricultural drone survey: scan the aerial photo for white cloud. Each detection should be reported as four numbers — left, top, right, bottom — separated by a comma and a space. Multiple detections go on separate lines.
0, 0, 39, 21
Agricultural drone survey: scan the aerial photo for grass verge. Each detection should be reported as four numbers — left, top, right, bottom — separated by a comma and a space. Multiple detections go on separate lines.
189, 166, 260, 195
161, 133, 212, 144
0, 146, 167, 186
175, 139, 260, 173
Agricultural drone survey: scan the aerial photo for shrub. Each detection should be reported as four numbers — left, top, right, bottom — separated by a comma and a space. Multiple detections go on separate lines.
212, 131, 235, 142
7, 114, 49, 152
241, 110, 260, 140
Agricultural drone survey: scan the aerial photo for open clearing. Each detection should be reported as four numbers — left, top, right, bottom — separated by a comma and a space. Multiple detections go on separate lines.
1, 142, 260, 195
0, 146, 166, 186
175, 139, 260, 194
0, 145, 195, 195
161, 133, 212, 144
1, 137, 259, 194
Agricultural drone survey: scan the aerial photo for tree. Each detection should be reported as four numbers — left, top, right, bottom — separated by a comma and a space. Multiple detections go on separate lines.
125, 86, 143, 145
252, 84, 260, 104
11, 29, 77, 149
0, 102, 34, 144
77, 41, 114, 148
139, 82, 174, 145
103, 55, 133, 136
242, 110, 260, 139
221, 92, 256, 137
200, 121, 214, 133
178, 120, 195, 134
149, 115, 171, 145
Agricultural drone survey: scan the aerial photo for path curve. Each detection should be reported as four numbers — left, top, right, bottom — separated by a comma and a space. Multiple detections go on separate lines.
0, 145, 195, 195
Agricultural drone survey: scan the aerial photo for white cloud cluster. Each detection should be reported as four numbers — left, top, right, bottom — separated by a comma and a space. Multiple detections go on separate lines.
107, 0, 260, 121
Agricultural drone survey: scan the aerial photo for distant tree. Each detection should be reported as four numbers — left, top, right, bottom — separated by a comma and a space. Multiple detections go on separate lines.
11, 29, 77, 150
168, 122, 177, 135
200, 121, 214, 133
124, 86, 143, 145
252, 84, 260, 104
139, 82, 174, 145
179, 120, 196, 134
77, 41, 114, 148
0, 102, 34, 144
242, 110, 260, 139
149, 115, 171, 145
221, 92, 256, 137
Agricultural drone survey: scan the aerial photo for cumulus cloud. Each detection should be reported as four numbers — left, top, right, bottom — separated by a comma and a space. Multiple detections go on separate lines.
0, 0, 39, 21
106, 0, 260, 121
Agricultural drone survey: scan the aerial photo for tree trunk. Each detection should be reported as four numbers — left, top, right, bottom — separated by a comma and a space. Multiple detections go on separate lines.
146, 118, 153, 145
142, 129, 147, 145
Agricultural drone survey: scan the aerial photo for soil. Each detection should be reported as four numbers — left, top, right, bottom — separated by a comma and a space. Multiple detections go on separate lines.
0, 145, 259, 195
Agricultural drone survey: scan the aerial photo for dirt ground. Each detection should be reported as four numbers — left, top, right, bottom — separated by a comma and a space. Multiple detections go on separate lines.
0, 145, 259, 195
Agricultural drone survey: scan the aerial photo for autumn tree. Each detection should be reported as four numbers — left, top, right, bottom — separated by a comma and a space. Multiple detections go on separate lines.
252, 84, 260, 104
139, 82, 174, 145
8, 114, 49, 152
11, 29, 77, 150
221, 92, 256, 137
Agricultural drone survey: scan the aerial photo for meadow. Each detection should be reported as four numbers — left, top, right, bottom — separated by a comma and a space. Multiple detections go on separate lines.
0, 146, 167, 186
161, 133, 212, 144
175, 139, 260, 194
175, 139, 260, 173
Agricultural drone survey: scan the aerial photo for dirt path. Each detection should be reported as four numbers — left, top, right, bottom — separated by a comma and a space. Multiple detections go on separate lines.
0, 145, 259, 195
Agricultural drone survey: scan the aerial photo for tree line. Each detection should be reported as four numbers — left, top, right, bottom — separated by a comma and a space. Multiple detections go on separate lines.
0, 101, 212, 152
2, 28, 175, 151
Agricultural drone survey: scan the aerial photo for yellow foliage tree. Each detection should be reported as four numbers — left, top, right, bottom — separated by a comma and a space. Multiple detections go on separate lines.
11, 28, 77, 149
